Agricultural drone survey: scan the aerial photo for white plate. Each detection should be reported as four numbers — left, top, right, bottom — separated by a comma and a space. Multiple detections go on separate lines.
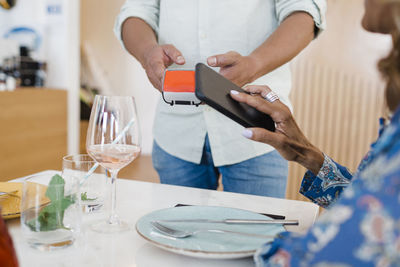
135, 206, 285, 259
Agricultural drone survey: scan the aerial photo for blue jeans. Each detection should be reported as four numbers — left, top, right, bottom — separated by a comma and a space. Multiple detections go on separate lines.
152, 137, 288, 198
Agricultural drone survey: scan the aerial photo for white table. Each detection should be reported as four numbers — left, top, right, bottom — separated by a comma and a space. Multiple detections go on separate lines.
7, 170, 318, 267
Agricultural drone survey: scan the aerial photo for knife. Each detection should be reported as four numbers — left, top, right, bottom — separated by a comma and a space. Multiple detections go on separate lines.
174, 204, 286, 220
156, 219, 299, 225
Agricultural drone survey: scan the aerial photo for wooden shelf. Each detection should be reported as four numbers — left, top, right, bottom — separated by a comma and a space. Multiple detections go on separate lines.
0, 89, 67, 181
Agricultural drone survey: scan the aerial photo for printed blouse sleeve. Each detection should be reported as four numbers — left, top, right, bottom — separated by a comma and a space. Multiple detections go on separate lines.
275, 0, 327, 37
300, 154, 353, 208
255, 162, 400, 266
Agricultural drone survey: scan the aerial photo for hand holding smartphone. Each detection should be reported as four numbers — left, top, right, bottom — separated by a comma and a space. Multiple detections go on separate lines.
195, 63, 275, 131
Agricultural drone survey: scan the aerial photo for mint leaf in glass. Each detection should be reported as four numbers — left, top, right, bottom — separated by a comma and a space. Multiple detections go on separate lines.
81, 192, 97, 201
26, 174, 75, 232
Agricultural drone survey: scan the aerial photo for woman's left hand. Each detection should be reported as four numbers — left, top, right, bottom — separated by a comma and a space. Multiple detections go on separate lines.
230, 85, 324, 174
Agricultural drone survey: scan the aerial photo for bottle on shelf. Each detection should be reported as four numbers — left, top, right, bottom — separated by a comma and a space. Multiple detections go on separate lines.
11, 56, 21, 88
0, 68, 7, 92
3, 58, 16, 91
18, 46, 46, 88
34, 62, 46, 87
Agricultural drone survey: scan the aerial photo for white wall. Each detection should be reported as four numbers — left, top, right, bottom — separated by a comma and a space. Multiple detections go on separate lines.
81, 0, 158, 155
296, 0, 392, 80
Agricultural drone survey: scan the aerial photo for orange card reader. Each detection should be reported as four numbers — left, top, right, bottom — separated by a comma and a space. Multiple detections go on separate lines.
162, 69, 201, 106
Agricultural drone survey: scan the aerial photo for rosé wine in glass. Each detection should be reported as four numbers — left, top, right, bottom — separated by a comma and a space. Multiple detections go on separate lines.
87, 144, 141, 170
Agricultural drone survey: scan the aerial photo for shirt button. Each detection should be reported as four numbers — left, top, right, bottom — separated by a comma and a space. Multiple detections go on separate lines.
200, 32, 207, 39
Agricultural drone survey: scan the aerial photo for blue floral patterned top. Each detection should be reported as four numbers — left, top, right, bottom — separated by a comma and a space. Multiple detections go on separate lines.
255, 106, 400, 267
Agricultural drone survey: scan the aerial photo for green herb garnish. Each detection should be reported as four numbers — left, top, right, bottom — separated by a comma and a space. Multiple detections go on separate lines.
26, 174, 75, 232
81, 192, 97, 201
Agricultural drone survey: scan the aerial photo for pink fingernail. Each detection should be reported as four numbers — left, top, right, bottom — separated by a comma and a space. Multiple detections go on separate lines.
230, 90, 239, 95
242, 129, 253, 139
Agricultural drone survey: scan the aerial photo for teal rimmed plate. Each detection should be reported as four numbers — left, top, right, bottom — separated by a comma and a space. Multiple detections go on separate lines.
135, 206, 285, 259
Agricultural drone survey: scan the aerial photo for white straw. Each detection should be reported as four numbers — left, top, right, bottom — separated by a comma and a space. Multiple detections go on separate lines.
80, 118, 136, 186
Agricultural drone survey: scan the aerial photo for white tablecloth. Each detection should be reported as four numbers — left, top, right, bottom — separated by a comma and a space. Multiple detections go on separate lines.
7, 170, 318, 267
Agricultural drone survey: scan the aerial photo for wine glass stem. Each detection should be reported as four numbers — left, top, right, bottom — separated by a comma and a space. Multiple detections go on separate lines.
108, 169, 120, 225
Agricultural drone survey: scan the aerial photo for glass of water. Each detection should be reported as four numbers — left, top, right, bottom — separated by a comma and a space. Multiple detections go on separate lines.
62, 154, 107, 213
21, 173, 81, 250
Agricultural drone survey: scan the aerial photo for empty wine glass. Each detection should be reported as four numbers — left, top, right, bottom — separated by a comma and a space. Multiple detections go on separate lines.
86, 95, 141, 233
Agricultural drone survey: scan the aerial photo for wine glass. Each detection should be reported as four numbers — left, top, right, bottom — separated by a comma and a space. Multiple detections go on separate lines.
86, 95, 141, 233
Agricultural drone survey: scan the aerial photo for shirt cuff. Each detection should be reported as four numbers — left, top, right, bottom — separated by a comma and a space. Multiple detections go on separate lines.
300, 154, 353, 208
276, 0, 327, 37
254, 232, 292, 267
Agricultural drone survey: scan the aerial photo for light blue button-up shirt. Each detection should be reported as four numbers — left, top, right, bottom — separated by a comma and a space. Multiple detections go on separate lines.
115, 0, 326, 166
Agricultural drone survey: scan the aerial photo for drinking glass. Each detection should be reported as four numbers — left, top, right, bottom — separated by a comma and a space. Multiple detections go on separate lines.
86, 95, 141, 233
62, 154, 107, 213
21, 173, 81, 250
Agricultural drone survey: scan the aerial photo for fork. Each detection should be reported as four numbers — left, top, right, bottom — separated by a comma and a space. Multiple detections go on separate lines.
150, 221, 280, 239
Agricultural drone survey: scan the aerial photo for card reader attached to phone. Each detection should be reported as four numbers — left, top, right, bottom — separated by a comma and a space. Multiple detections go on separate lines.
162, 69, 201, 106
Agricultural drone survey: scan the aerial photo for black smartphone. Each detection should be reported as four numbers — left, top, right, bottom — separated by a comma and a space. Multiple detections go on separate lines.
195, 63, 275, 131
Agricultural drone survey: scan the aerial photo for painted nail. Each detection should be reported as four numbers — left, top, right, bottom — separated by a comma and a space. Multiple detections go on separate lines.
177, 56, 185, 64
242, 129, 253, 139
230, 90, 239, 95
207, 57, 217, 66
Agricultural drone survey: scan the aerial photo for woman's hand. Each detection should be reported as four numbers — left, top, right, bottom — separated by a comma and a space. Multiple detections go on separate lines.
230, 85, 324, 174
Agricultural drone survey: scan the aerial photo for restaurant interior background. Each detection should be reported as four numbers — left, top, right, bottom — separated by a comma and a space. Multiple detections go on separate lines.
0, 0, 392, 201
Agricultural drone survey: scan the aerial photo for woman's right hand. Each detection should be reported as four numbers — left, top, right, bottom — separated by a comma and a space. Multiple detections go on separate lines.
230, 85, 324, 175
